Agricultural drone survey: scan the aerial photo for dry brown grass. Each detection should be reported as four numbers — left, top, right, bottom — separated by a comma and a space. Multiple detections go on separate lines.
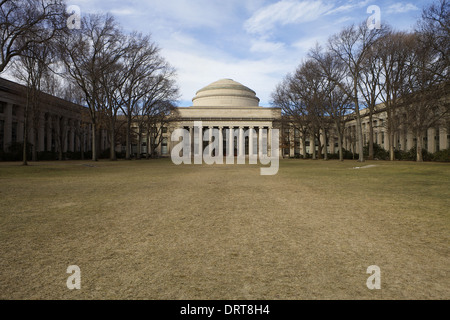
0, 159, 449, 300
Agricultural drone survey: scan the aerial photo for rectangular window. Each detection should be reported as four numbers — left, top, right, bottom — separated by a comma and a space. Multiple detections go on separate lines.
161, 137, 168, 155
162, 127, 168, 134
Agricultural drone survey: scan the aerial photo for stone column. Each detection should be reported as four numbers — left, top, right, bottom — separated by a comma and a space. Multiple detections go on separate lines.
4, 102, 12, 151
407, 131, 414, 151
378, 132, 383, 150
249, 126, 257, 163
218, 126, 224, 158
268, 127, 273, 157
290, 127, 295, 157
17, 106, 24, 144
69, 120, 75, 152
197, 124, 203, 156
226, 126, 234, 163
310, 133, 316, 159
168, 128, 174, 156
330, 131, 336, 154
38, 113, 45, 152
194, 123, 203, 164
258, 126, 264, 158
239, 126, 244, 157
46, 115, 52, 152
400, 131, 406, 151
86, 124, 91, 152
189, 126, 194, 158
208, 126, 213, 157
439, 127, 448, 151
64, 118, 69, 153
427, 127, 436, 153
384, 131, 389, 151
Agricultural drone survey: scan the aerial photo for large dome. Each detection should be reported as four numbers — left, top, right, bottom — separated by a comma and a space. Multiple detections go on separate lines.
192, 79, 260, 108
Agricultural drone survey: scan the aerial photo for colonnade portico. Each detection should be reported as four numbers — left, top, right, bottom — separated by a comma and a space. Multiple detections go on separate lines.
169, 79, 282, 159
0, 77, 92, 155
176, 123, 274, 158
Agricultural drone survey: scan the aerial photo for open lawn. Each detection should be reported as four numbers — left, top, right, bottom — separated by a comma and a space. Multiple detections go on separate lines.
0, 159, 449, 300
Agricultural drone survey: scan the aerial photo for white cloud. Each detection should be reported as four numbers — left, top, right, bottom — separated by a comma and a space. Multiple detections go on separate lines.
162, 46, 297, 106
325, 0, 370, 16
387, 3, 419, 14
244, 0, 333, 35
250, 39, 285, 53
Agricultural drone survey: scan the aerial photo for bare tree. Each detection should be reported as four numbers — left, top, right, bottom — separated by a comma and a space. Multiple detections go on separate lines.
60, 13, 124, 161
134, 72, 179, 159
377, 31, 414, 160
118, 32, 161, 160
98, 60, 123, 161
312, 22, 385, 162
146, 101, 179, 158
0, 0, 65, 73
416, 0, 449, 83
402, 32, 449, 161
12, 38, 56, 164
358, 40, 385, 160
272, 76, 310, 159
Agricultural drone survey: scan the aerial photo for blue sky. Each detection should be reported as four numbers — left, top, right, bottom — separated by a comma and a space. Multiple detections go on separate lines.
67, 0, 432, 107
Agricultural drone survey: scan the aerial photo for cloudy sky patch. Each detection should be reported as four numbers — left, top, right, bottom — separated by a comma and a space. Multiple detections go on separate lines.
63, 0, 432, 106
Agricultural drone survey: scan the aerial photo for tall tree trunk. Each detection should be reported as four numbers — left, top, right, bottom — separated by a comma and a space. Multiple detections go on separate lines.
311, 133, 316, 160
355, 112, 364, 162
416, 131, 423, 162
302, 134, 307, 159
317, 132, 323, 160
389, 133, 395, 161
368, 113, 374, 160
126, 113, 132, 160
337, 127, 343, 162
110, 118, 116, 161
32, 128, 38, 162
323, 129, 328, 161
338, 132, 344, 161
137, 131, 142, 160
91, 124, 97, 161
354, 89, 365, 162
146, 133, 150, 159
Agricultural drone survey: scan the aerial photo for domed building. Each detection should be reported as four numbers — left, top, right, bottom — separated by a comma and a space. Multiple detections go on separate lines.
192, 79, 260, 108
167, 79, 282, 157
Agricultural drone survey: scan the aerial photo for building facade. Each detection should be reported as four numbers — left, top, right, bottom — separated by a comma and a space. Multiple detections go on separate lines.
0, 77, 91, 155
1, 77, 449, 160
165, 79, 281, 158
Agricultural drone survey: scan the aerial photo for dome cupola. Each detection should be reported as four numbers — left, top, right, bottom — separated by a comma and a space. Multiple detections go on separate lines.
192, 79, 260, 108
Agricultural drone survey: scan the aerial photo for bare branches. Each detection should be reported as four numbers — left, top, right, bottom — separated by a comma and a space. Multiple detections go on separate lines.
0, 0, 66, 73
59, 13, 125, 161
